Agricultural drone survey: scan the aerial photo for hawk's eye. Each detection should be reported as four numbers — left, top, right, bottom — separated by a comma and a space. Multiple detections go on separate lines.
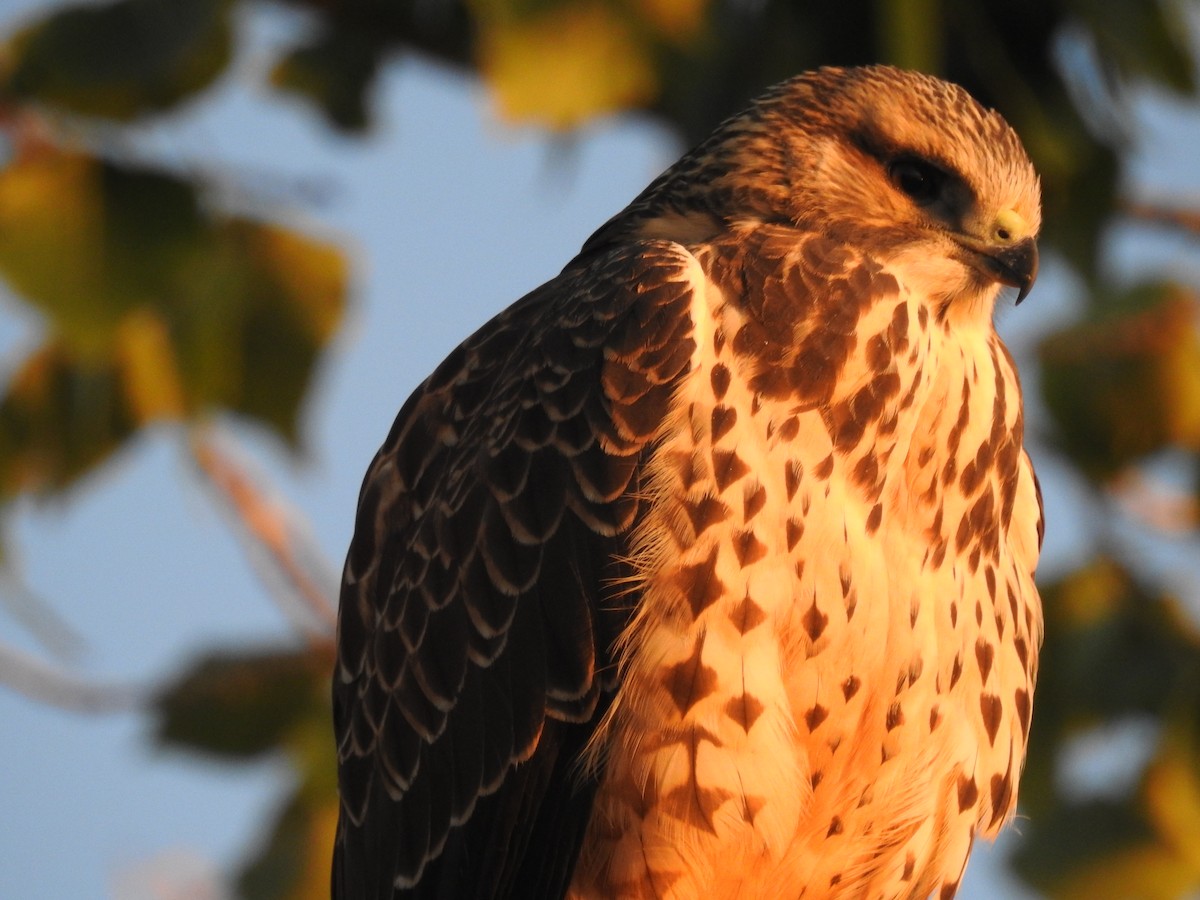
889, 158, 945, 205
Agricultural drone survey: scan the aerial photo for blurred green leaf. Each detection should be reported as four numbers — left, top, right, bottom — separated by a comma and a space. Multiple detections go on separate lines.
238, 788, 338, 900
0, 150, 208, 353
1040, 559, 1192, 722
1013, 795, 1159, 896
0, 342, 138, 497
1145, 725, 1200, 875
1013, 794, 1199, 900
206, 218, 348, 443
476, 1, 661, 129
876, 0, 942, 73
155, 645, 332, 760
1018, 558, 1200, 819
0, 148, 349, 462
1017, 722, 1200, 899
1068, 0, 1196, 93
157, 643, 337, 899
270, 27, 386, 133
0, 0, 234, 120
1039, 283, 1200, 478
1036, 130, 1119, 280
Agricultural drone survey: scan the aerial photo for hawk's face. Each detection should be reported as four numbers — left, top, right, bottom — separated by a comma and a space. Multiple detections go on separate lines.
622, 66, 1042, 316
777, 68, 1042, 313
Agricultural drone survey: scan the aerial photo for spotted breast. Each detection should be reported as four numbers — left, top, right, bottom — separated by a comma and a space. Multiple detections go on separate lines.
569, 225, 1041, 900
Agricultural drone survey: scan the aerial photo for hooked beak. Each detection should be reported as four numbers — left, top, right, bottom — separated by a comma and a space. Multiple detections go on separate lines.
982, 237, 1039, 304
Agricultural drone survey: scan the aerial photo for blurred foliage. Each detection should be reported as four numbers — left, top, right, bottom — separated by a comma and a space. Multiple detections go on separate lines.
157, 646, 337, 899
1015, 560, 1200, 897
1040, 283, 1200, 479
1, 0, 1200, 897
0, 149, 347, 498
2, 0, 234, 120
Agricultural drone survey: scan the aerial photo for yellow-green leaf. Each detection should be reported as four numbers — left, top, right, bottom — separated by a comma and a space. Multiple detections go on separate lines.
237, 789, 338, 900
0, 150, 122, 357
1046, 843, 1198, 900
1040, 283, 1200, 477
635, 0, 710, 42
478, 2, 658, 128
1145, 725, 1200, 872
0, 149, 349, 457
115, 309, 186, 422
0, 342, 137, 496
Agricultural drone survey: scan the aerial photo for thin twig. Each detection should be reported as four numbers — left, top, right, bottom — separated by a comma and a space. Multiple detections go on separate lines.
189, 429, 339, 640
1122, 199, 1200, 239
0, 640, 146, 713
0, 565, 87, 661
1108, 467, 1200, 534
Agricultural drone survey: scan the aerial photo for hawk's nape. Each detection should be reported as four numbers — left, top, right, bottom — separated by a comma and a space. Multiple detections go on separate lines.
334, 66, 1044, 900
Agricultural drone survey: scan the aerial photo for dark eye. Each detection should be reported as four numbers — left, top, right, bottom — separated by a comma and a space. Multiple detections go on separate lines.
889, 158, 945, 205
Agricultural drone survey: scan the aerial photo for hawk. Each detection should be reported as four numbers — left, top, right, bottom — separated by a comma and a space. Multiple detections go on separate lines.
333, 65, 1044, 899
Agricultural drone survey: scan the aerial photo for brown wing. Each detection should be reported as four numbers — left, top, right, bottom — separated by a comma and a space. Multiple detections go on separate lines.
332, 240, 699, 899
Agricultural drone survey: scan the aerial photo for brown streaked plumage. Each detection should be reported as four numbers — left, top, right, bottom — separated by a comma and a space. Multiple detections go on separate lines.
333, 65, 1044, 900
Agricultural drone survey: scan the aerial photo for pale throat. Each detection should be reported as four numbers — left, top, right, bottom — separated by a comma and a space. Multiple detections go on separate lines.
885, 241, 1003, 329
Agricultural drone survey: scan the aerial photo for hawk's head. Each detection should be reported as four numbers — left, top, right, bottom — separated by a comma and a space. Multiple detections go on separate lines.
593, 65, 1041, 310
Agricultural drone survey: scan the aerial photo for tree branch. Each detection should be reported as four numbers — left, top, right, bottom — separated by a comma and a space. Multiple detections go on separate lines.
1122, 199, 1200, 239
1108, 467, 1200, 534
0, 640, 146, 713
189, 430, 338, 640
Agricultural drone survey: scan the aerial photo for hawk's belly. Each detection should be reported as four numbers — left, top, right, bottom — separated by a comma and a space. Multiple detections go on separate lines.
569, 288, 1036, 899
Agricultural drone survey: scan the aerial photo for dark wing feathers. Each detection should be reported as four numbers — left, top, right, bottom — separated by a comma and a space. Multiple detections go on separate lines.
333, 240, 699, 899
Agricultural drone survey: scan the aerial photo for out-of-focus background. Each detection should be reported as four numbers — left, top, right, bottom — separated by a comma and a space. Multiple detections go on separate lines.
2, 1, 1200, 897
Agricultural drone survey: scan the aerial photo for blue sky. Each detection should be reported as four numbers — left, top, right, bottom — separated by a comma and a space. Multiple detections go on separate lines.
2, 1, 1200, 897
